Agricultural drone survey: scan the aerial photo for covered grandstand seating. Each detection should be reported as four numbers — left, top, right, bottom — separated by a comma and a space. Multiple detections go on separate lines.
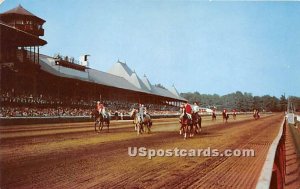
38, 54, 186, 103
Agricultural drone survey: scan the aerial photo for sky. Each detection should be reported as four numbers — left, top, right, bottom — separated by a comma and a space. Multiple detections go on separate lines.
1, 0, 299, 98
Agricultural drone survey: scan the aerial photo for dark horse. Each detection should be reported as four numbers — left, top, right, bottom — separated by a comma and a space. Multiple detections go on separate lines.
222, 111, 229, 123
191, 112, 202, 135
212, 112, 217, 121
92, 109, 110, 133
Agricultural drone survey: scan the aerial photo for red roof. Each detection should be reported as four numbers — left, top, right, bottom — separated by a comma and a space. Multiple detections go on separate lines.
0, 4, 45, 23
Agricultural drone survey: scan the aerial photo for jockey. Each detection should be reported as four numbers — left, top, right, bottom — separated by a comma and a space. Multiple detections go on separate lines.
192, 102, 200, 114
185, 102, 192, 120
212, 108, 216, 118
96, 101, 107, 118
139, 103, 145, 122
96, 101, 102, 114
179, 102, 192, 120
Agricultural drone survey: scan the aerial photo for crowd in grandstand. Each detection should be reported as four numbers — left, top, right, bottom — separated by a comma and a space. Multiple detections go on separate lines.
0, 92, 179, 118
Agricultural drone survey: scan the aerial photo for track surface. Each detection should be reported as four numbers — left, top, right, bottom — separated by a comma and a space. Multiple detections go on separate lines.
0, 114, 283, 189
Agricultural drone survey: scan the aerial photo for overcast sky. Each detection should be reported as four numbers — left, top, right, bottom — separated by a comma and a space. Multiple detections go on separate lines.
1, 0, 299, 97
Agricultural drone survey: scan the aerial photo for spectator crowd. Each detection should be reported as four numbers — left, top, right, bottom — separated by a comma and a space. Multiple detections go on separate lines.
0, 92, 179, 118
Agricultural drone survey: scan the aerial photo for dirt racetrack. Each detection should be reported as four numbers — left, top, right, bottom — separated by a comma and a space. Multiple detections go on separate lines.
0, 114, 284, 189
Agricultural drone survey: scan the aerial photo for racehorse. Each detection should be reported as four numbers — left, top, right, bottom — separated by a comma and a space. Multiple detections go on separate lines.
179, 107, 195, 139
92, 109, 110, 133
253, 110, 260, 120
130, 109, 152, 135
233, 112, 237, 120
212, 112, 217, 121
180, 112, 191, 139
191, 112, 202, 135
222, 111, 229, 123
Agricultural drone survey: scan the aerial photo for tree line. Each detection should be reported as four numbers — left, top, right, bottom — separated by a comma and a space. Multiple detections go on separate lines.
180, 91, 300, 112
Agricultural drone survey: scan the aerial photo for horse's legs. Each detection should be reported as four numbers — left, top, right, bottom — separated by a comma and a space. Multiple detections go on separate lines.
137, 123, 140, 135
147, 122, 151, 134
139, 123, 143, 134
179, 123, 183, 135
141, 122, 144, 133
194, 123, 199, 134
100, 121, 104, 131
107, 122, 109, 133
183, 125, 187, 139
199, 118, 202, 132
94, 121, 97, 132
190, 124, 194, 137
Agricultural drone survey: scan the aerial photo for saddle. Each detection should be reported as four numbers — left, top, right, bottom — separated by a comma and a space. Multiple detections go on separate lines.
182, 113, 192, 125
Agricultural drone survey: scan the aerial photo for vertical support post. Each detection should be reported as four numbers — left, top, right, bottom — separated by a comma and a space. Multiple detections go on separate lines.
29, 46, 31, 62
34, 46, 36, 64
38, 46, 40, 65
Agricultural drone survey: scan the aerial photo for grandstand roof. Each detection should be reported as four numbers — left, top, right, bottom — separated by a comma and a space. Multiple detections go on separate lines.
129, 71, 151, 92
87, 69, 144, 92
168, 84, 181, 98
141, 75, 152, 91
39, 54, 89, 81
39, 54, 186, 101
108, 60, 133, 79
40, 55, 146, 93
108, 61, 186, 100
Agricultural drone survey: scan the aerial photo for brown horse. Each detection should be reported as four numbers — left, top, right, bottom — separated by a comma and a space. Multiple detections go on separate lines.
222, 111, 229, 123
192, 112, 202, 135
212, 112, 217, 121
179, 111, 193, 139
180, 113, 189, 139
92, 109, 110, 133
253, 110, 260, 120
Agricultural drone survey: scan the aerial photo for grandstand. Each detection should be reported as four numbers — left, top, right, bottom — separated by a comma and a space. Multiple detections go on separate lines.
0, 5, 186, 118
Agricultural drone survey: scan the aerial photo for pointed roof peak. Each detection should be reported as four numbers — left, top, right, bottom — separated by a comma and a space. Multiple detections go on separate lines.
1, 4, 45, 23
117, 59, 126, 65
169, 84, 180, 97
